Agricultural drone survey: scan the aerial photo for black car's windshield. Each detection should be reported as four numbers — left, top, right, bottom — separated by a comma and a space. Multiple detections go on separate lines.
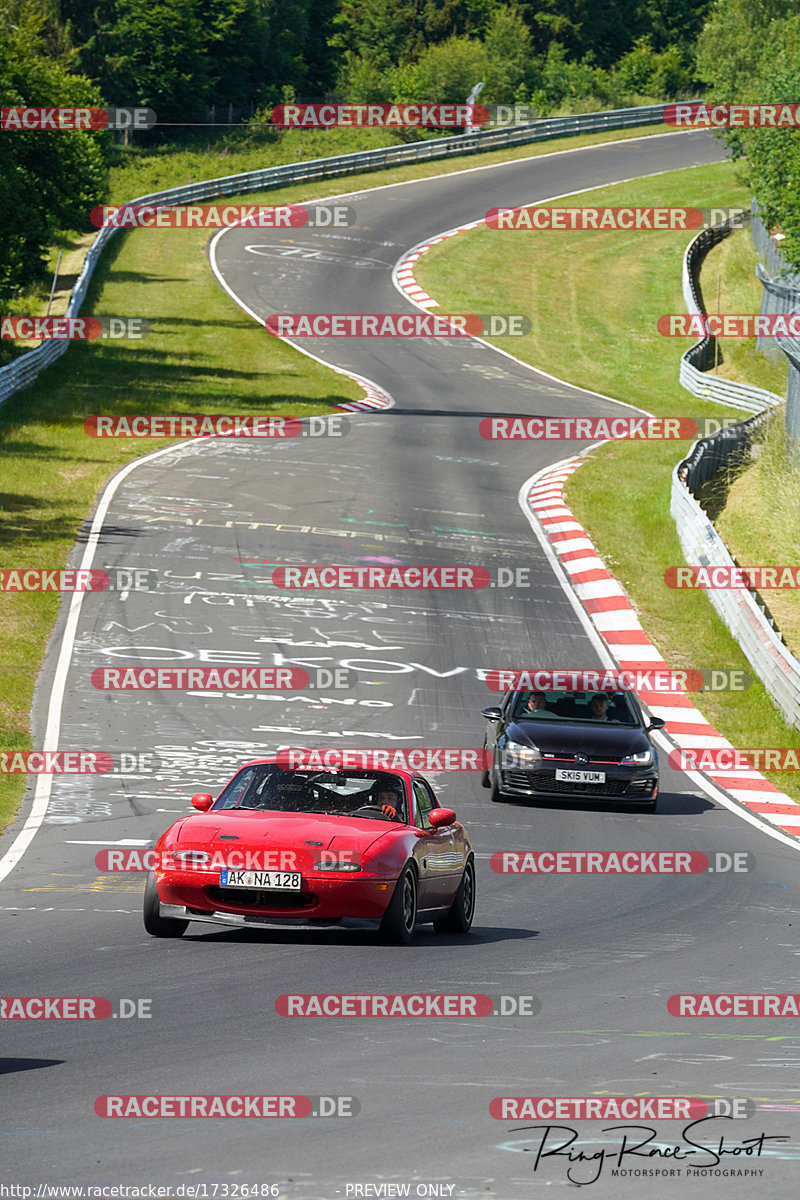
512, 690, 640, 727
212, 766, 409, 822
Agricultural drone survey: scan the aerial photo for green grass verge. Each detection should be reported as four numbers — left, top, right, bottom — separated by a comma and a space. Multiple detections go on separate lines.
416, 160, 800, 802
0, 120, 672, 835
716, 417, 800, 655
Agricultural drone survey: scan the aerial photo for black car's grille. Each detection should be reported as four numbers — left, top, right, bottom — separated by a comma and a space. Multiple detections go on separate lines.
503, 769, 631, 797
542, 752, 626, 765
206, 886, 314, 910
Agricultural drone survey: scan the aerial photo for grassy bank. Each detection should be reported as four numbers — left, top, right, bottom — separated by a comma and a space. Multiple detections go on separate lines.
416, 160, 800, 801
716, 417, 800, 655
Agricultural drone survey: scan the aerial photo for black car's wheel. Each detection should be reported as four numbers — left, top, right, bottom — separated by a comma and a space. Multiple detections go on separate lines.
143, 872, 188, 938
434, 857, 475, 935
379, 864, 418, 945
489, 764, 506, 803
481, 745, 491, 788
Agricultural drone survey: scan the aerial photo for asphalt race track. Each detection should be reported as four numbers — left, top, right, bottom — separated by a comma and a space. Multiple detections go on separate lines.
3, 131, 800, 1197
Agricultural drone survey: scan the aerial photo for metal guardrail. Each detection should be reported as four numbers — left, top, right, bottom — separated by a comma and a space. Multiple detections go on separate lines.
672, 430, 800, 731
673, 217, 800, 730
0, 104, 669, 408
679, 215, 783, 414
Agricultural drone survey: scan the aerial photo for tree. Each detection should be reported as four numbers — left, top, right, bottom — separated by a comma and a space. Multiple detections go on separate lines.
481, 3, 535, 103
78, 0, 210, 122
0, 8, 108, 312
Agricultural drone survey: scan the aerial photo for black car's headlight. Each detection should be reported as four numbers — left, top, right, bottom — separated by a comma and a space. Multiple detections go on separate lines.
501, 739, 542, 768
620, 749, 654, 767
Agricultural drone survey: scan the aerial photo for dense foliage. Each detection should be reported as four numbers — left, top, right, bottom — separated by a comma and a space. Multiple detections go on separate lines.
4, 0, 800, 303
695, 0, 800, 268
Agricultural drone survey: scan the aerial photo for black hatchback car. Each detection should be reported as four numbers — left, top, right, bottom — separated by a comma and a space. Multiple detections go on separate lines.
481, 688, 665, 811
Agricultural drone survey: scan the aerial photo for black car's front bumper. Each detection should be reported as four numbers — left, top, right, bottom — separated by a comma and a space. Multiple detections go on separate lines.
498, 764, 658, 803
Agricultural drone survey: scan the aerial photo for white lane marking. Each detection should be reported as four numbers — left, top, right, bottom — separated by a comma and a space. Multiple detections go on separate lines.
64, 839, 152, 846
209, 230, 394, 415
0, 440, 192, 886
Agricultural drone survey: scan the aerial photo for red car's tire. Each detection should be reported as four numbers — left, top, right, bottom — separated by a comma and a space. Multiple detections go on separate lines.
379, 864, 417, 945
143, 872, 188, 938
434, 857, 475, 935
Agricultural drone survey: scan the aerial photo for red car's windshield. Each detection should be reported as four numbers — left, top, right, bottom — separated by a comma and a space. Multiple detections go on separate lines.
212, 766, 409, 822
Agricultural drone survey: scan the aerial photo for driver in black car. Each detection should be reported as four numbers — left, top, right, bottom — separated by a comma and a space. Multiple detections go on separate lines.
588, 693, 611, 721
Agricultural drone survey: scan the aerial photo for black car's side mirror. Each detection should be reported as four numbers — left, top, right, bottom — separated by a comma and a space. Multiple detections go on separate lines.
481, 706, 503, 720
647, 716, 666, 731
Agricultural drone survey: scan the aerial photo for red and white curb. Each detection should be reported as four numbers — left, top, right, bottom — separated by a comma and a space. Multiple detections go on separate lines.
336, 375, 393, 413
393, 221, 483, 309
528, 458, 800, 836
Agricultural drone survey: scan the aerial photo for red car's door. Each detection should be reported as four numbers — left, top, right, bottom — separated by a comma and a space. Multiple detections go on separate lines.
410, 779, 464, 910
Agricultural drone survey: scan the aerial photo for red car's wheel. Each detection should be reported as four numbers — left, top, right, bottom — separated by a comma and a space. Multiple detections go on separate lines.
434, 857, 475, 935
379, 864, 417, 945
143, 872, 188, 938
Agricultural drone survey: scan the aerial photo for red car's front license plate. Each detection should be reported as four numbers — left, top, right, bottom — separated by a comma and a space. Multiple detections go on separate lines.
219, 869, 301, 890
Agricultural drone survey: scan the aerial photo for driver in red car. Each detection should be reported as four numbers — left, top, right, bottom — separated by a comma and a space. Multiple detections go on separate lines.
372, 786, 405, 821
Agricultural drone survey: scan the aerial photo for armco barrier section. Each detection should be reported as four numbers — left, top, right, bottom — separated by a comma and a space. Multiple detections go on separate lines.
0, 104, 668, 408
679, 214, 783, 414
674, 214, 798, 727
672, 426, 800, 731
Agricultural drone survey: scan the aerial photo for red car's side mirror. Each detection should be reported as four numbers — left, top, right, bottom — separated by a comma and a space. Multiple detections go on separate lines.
191, 793, 214, 811
429, 807, 456, 828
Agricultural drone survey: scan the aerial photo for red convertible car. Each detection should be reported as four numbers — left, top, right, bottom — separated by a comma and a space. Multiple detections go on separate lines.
143, 760, 475, 944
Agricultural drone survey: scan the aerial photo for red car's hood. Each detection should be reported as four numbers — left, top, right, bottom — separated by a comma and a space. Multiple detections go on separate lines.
175, 810, 395, 854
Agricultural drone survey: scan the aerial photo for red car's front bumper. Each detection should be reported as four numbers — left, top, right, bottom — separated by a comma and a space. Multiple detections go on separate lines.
156, 868, 397, 924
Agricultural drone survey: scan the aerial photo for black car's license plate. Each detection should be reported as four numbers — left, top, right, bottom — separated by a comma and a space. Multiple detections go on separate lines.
555, 769, 606, 784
